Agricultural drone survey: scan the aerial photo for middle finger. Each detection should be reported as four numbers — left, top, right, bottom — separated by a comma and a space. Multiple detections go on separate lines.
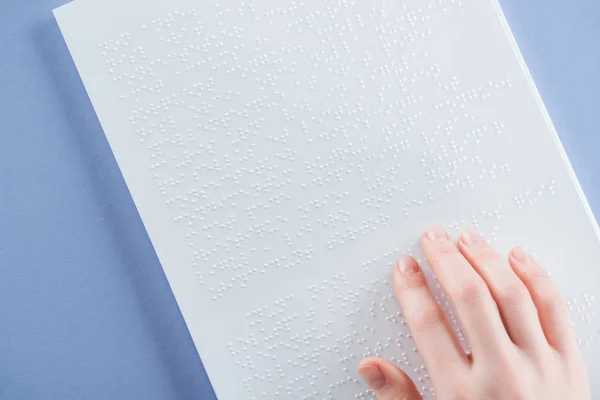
457, 230, 547, 354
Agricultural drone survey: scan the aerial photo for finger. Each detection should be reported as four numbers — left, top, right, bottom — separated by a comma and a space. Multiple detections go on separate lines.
508, 247, 578, 354
393, 255, 468, 377
457, 230, 547, 353
358, 357, 423, 400
421, 225, 511, 356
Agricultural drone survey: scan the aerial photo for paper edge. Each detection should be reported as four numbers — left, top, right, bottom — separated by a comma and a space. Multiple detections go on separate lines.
53, 0, 75, 19
50, 2, 600, 398
490, 0, 600, 244
51, 4, 220, 398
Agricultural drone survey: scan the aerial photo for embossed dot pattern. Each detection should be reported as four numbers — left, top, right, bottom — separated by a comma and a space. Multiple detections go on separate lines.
55, 0, 600, 398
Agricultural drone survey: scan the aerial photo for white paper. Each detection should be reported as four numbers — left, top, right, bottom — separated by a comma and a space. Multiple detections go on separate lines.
55, 0, 600, 398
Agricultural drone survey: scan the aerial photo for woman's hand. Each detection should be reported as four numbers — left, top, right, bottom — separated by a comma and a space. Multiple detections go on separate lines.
358, 225, 590, 399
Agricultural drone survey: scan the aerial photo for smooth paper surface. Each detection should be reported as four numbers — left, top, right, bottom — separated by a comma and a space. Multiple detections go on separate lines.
55, 0, 600, 398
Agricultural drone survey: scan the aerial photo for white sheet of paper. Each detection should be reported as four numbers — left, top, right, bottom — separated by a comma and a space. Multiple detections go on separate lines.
55, 0, 600, 397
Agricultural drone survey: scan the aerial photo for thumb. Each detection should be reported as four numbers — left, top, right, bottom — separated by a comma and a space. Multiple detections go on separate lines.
357, 357, 423, 400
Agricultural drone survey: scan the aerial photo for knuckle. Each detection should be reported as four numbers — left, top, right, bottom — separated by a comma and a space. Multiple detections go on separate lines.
526, 273, 568, 315
381, 380, 416, 400
446, 382, 474, 400
434, 241, 460, 254
485, 369, 527, 400
393, 378, 413, 393
396, 271, 428, 291
397, 394, 415, 400
470, 245, 496, 261
425, 241, 460, 262
487, 382, 524, 400
452, 278, 487, 305
405, 306, 444, 333
522, 265, 551, 282
497, 281, 529, 307
538, 291, 568, 315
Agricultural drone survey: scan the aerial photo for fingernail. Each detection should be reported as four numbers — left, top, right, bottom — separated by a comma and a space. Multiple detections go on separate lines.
461, 230, 486, 246
425, 225, 449, 241
358, 364, 386, 391
397, 256, 419, 275
512, 247, 530, 263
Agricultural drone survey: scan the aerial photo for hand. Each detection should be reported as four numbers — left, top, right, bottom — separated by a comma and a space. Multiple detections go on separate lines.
357, 225, 590, 399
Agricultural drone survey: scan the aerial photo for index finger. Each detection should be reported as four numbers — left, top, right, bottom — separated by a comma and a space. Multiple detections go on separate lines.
393, 255, 468, 377
421, 225, 512, 356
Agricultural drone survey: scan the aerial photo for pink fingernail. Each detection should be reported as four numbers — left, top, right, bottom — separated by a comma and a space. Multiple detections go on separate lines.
425, 225, 449, 241
512, 247, 530, 263
397, 256, 419, 275
358, 364, 386, 391
461, 230, 486, 247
